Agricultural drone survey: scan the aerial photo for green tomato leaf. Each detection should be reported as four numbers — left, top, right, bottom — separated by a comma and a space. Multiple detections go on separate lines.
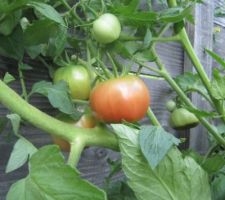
159, 5, 193, 23
45, 25, 67, 57
26, 44, 46, 59
6, 145, 107, 200
27, 1, 65, 26
118, 12, 158, 26
139, 125, 180, 169
0, 26, 24, 60
18, 62, 33, 70
0, 10, 22, 36
107, 181, 137, 200
30, 81, 78, 116
6, 138, 37, 173
202, 155, 225, 174
142, 28, 152, 49
175, 72, 208, 95
108, 41, 132, 59
30, 80, 53, 96
47, 81, 76, 115
205, 49, 225, 70
3, 72, 15, 84
211, 173, 225, 200
24, 19, 59, 46
124, 41, 142, 55
211, 68, 225, 100
112, 0, 140, 14
7, 114, 21, 136
0, 0, 28, 13
112, 124, 211, 200
133, 49, 156, 62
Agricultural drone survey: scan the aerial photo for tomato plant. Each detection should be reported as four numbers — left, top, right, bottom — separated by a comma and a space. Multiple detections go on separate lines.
92, 13, 121, 44
90, 76, 150, 123
1, 0, 225, 199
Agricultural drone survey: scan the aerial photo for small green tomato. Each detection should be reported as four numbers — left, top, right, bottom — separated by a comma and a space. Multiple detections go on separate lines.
53, 65, 91, 100
92, 13, 121, 44
166, 100, 176, 112
169, 108, 199, 130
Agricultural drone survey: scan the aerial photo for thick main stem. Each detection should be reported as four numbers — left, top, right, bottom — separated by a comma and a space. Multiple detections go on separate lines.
0, 80, 118, 150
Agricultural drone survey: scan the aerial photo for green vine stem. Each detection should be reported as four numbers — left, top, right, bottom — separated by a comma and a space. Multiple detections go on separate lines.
149, 52, 225, 147
167, 0, 225, 122
146, 107, 161, 127
68, 138, 85, 167
107, 52, 119, 77
18, 67, 28, 102
185, 88, 214, 108
0, 80, 118, 151
59, 0, 71, 10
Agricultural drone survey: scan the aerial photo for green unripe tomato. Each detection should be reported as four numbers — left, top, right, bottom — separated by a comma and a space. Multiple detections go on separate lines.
92, 13, 121, 44
169, 108, 199, 130
53, 65, 91, 100
166, 100, 176, 112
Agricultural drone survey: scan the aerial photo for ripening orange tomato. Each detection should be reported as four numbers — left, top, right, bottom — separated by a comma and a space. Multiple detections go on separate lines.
90, 76, 150, 123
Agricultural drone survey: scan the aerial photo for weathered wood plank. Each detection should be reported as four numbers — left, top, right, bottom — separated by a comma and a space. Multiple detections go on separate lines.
185, 0, 214, 153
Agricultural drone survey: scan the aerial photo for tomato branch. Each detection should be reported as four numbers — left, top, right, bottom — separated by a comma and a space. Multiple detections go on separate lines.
152, 35, 180, 43
167, 0, 225, 123
18, 66, 28, 102
0, 80, 119, 151
146, 107, 161, 127
68, 138, 85, 167
149, 50, 225, 148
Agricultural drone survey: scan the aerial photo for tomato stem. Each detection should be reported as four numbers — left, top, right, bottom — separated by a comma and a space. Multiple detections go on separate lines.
146, 107, 161, 127
83, 3, 98, 18
134, 60, 162, 74
152, 35, 180, 43
38, 56, 54, 78
100, 0, 106, 14
59, 0, 71, 10
70, 2, 84, 24
107, 52, 119, 77
96, 58, 113, 79
72, 99, 89, 105
86, 43, 94, 79
67, 137, 85, 167
18, 65, 28, 102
